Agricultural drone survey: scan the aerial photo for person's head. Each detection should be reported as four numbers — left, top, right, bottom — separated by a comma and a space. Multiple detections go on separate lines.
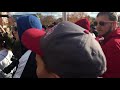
95, 12, 119, 37
90, 24, 98, 37
21, 21, 107, 78
75, 18, 90, 31
8, 15, 16, 26
16, 15, 43, 41
16, 15, 43, 54
11, 25, 19, 41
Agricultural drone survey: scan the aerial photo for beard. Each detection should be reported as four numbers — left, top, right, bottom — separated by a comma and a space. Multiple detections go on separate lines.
102, 25, 113, 37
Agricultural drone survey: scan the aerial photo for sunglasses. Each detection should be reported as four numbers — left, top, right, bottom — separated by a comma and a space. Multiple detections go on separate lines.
94, 21, 113, 26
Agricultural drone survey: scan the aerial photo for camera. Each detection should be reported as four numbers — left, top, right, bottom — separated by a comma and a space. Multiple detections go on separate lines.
11, 55, 18, 61
2, 55, 19, 74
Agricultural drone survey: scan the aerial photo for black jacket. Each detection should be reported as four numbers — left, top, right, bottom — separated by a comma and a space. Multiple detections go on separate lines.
20, 51, 37, 78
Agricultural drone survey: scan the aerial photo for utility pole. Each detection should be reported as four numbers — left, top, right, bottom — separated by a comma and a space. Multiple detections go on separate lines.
62, 12, 67, 21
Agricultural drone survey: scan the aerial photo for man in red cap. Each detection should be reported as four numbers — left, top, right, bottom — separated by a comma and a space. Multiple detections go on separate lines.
21, 21, 107, 78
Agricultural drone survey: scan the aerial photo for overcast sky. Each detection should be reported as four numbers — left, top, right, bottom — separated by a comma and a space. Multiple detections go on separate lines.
9, 12, 120, 18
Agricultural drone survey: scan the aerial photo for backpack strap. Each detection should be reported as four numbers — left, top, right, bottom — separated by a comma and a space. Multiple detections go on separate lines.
20, 52, 37, 78
13, 50, 32, 78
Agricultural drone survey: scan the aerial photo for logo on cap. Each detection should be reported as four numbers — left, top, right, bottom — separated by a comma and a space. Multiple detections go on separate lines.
44, 24, 58, 39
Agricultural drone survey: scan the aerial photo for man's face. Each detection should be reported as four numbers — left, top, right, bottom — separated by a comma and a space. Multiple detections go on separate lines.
95, 15, 114, 36
12, 26, 19, 41
8, 17, 15, 26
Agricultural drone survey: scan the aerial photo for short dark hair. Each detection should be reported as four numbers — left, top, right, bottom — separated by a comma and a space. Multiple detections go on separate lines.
97, 12, 118, 21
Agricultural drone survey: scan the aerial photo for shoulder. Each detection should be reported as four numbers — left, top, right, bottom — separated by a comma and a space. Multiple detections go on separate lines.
107, 37, 120, 46
103, 38, 120, 53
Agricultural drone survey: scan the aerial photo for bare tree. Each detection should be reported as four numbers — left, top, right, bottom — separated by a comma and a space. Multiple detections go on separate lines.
67, 12, 88, 22
41, 15, 56, 26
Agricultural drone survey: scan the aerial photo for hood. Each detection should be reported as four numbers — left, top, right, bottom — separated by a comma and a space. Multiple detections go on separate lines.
16, 15, 42, 41
75, 18, 90, 31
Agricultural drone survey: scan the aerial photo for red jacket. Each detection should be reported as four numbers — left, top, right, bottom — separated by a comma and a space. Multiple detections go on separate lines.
97, 28, 120, 78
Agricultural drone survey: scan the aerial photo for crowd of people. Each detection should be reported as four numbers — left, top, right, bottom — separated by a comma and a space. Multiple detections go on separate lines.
0, 12, 120, 78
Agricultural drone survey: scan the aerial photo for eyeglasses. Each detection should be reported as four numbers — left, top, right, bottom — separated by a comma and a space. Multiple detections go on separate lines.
94, 21, 113, 26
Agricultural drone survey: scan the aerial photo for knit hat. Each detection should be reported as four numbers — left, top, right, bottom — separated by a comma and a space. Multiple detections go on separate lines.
16, 15, 42, 40
75, 18, 90, 31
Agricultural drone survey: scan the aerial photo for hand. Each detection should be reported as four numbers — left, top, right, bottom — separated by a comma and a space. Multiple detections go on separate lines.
0, 25, 5, 33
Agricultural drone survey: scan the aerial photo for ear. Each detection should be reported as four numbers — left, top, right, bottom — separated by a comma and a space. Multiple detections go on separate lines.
48, 73, 60, 78
36, 54, 60, 78
112, 21, 118, 30
114, 21, 118, 27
